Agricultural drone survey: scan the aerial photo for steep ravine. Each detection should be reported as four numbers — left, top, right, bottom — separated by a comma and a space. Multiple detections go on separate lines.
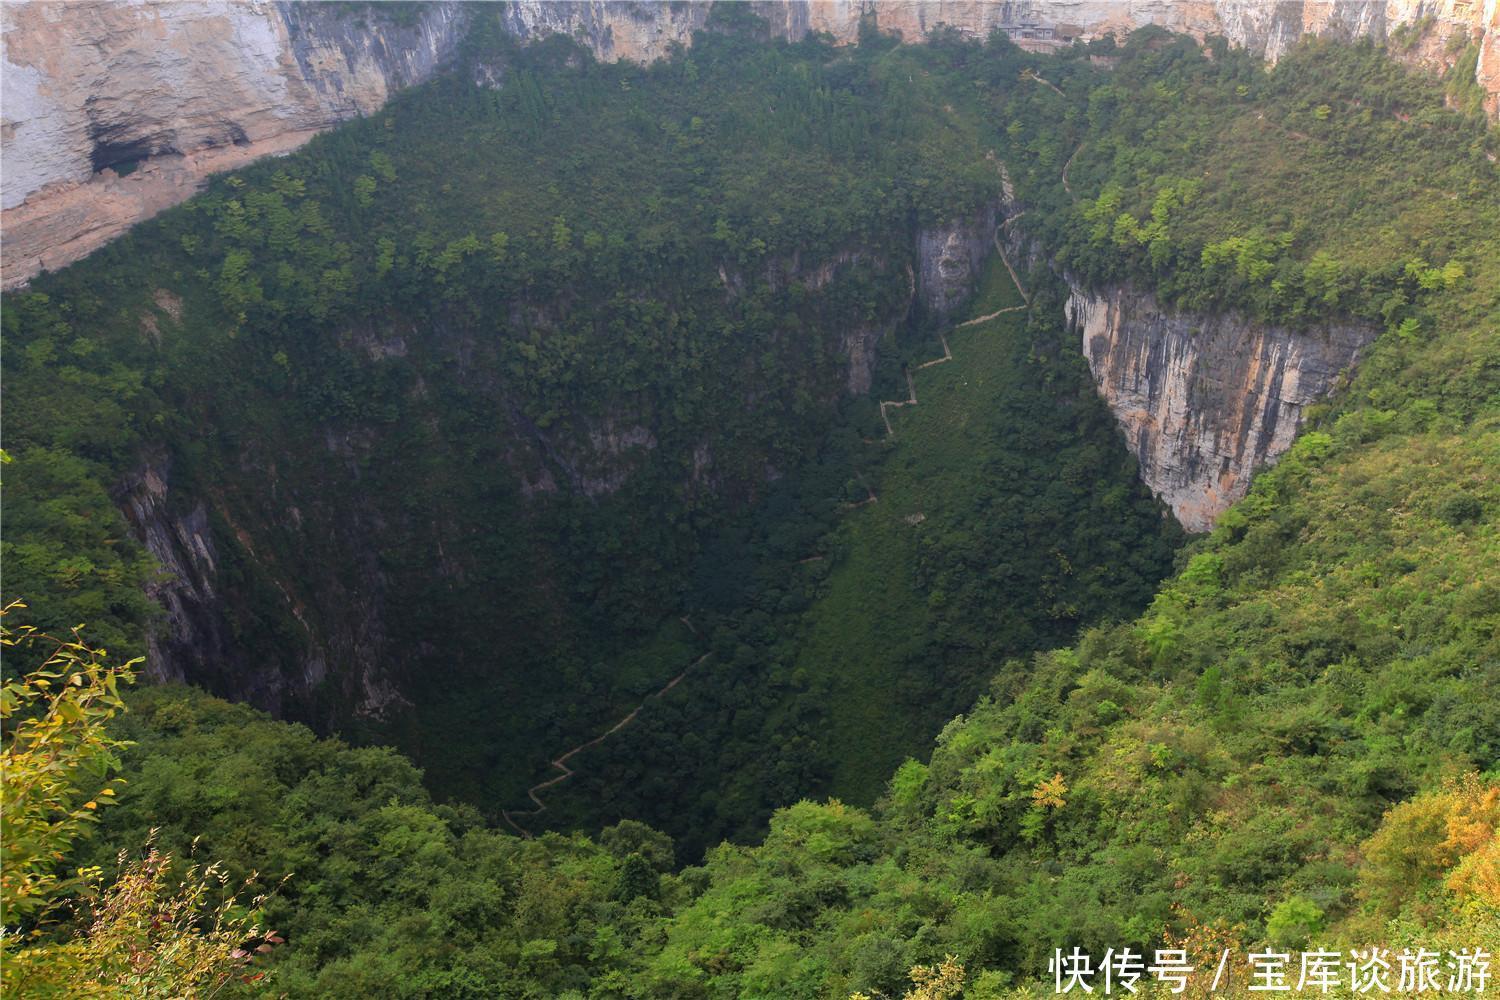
4, 0, 1495, 287
116, 207, 994, 727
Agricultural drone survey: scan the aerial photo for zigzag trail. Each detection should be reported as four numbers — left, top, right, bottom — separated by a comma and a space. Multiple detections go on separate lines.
1026, 70, 1085, 200
504, 168, 1040, 829
502, 618, 709, 837
878, 210, 1032, 439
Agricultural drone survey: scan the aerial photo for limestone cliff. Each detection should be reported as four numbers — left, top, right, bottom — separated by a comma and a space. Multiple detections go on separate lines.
918, 203, 999, 319
1, 1, 468, 285
4, 0, 1495, 287
117, 448, 405, 721
1066, 285, 1375, 532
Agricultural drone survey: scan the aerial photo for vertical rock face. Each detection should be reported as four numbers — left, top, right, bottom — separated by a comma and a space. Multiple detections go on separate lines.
1211, 0, 1499, 116
499, 0, 713, 62
917, 204, 998, 319
1216, 0, 1495, 80
1483, 0, 1500, 113
1067, 285, 1375, 532
1, 0, 469, 285
4, 0, 1494, 287
116, 448, 405, 722
116, 457, 226, 689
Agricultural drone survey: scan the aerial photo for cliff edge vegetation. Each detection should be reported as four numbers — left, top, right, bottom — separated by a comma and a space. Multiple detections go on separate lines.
2, 14, 1496, 1000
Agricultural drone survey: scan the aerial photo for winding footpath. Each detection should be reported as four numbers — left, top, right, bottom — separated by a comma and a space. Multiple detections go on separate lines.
1061, 142, 1085, 201
878, 215, 1033, 439
879, 368, 923, 436
1028, 70, 1066, 98
502, 621, 709, 837
957, 303, 1028, 329
504, 163, 1042, 830
1023, 71, 1084, 203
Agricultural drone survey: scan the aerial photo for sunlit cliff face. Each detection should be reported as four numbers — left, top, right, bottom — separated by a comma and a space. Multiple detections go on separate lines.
1068, 285, 1374, 532
3, 0, 1494, 287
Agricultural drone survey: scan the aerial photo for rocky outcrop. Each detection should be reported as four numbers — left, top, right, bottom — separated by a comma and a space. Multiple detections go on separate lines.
743, 244, 923, 393
753, 0, 1494, 82
2, 0, 469, 286
116, 457, 227, 688
1216, 0, 1496, 93
116, 448, 405, 722
1067, 285, 1375, 532
918, 204, 999, 319
4, 0, 1494, 287
499, 0, 712, 63
761, 247, 897, 394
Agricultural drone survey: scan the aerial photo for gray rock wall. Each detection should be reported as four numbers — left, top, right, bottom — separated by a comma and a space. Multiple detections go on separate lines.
117, 448, 405, 720
1067, 285, 1375, 531
5, 0, 1494, 287
918, 204, 999, 319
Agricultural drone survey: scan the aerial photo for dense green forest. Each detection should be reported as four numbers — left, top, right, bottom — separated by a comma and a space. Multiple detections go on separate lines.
541, 256, 1179, 852
2, 7, 1177, 856
3, 8, 1497, 999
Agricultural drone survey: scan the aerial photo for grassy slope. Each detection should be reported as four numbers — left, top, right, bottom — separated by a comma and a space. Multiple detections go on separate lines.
636, 36, 1500, 999
809, 266, 1033, 798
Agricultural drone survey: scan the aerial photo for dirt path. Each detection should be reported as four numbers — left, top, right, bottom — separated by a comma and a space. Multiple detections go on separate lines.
1028, 70, 1065, 98
877, 218, 1031, 439
879, 368, 921, 436
1062, 142, 1085, 200
840, 473, 879, 509
957, 303, 1027, 328
912, 331, 953, 370
502, 627, 710, 837
992, 232, 1030, 306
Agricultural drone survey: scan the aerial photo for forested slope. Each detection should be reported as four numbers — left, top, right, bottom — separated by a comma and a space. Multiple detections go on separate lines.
541, 252, 1180, 852
3, 10, 1184, 855
5, 11, 1013, 822
631, 30, 1500, 997
4, 15, 1496, 1000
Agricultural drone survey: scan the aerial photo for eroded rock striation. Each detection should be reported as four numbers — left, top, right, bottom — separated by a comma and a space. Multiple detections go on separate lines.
2, 0, 468, 285
918, 203, 999, 319
4, 0, 1495, 286
1067, 285, 1375, 532
117, 446, 408, 718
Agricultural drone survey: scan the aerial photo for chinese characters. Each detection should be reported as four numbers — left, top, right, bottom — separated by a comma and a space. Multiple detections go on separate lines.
1050, 948, 1491, 994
